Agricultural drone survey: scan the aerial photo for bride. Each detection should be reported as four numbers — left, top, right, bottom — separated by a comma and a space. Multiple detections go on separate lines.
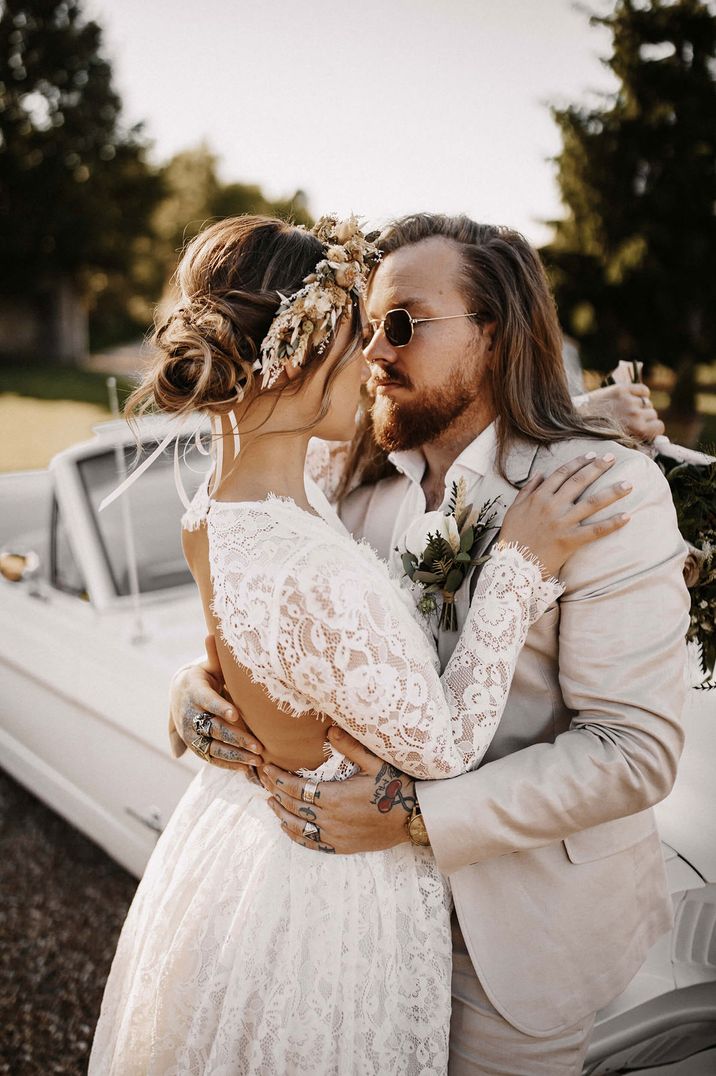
89, 214, 632, 1075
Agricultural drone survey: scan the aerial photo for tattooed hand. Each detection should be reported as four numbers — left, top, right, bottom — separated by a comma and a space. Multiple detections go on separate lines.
370, 763, 417, 815
260, 729, 415, 855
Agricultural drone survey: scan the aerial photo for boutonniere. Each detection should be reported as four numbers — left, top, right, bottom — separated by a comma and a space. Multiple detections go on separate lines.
398, 477, 502, 632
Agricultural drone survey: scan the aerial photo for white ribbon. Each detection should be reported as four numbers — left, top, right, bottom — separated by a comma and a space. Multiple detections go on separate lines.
209, 414, 223, 498
99, 417, 187, 514
99, 410, 245, 515
173, 432, 192, 510
227, 408, 241, 459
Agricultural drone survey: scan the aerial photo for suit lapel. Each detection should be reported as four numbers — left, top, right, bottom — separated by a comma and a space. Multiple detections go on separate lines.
468, 437, 540, 594
438, 436, 540, 667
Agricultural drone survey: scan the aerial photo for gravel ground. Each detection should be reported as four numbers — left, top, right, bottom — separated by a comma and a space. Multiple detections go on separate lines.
0, 769, 138, 1074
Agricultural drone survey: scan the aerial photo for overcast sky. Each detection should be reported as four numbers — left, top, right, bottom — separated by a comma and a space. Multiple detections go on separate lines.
86, 0, 618, 245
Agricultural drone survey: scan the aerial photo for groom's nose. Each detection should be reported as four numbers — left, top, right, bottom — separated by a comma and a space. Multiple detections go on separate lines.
363, 325, 399, 368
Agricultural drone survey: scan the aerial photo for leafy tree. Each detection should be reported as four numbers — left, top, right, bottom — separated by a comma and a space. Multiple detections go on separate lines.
150, 143, 312, 287
542, 0, 716, 414
0, 0, 162, 351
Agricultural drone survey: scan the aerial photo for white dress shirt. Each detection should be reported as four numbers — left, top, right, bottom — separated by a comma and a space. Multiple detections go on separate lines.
340, 421, 501, 668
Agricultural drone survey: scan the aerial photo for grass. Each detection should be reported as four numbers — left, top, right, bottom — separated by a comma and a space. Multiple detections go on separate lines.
0, 363, 134, 408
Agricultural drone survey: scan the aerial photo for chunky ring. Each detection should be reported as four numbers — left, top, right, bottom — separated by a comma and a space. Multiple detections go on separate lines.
191, 733, 212, 759
302, 778, 320, 804
192, 712, 213, 737
302, 820, 320, 841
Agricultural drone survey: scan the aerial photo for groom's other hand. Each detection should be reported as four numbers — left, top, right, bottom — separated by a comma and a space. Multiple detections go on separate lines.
581, 383, 665, 442
168, 638, 264, 776
262, 728, 413, 854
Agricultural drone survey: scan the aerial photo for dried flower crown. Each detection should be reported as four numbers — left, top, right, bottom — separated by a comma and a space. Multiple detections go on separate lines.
257, 214, 381, 389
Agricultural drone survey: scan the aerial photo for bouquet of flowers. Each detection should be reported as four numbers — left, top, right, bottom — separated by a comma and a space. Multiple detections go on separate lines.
398, 477, 501, 632
605, 361, 716, 687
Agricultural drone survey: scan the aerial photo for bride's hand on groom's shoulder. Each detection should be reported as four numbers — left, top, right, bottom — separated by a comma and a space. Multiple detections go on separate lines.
261, 729, 414, 855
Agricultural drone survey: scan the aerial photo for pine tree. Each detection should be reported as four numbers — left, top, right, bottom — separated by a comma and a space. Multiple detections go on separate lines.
542, 0, 716, 415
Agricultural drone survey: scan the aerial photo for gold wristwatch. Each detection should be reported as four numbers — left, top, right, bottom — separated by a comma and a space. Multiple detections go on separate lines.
407, 802, 430, 847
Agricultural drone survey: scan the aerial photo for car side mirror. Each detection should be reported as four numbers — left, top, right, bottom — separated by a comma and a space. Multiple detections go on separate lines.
0, 550, 40, 583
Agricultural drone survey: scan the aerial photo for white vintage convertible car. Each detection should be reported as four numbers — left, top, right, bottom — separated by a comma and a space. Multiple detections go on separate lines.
0, 419, 714, 1074
0, 418, 207, 876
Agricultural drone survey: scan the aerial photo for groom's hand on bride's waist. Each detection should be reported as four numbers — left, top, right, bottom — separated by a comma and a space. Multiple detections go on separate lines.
261, 728, 414, 855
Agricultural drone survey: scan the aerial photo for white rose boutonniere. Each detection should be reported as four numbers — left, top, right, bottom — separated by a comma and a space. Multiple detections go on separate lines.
404, 511, 461, 560
398, 477, 502, 632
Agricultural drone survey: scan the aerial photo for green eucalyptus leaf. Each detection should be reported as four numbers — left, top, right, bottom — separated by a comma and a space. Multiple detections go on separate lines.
460, 526, 474, 552
445, 568, 464, 592
414, 570, 442, 584
401, 553, 417, 576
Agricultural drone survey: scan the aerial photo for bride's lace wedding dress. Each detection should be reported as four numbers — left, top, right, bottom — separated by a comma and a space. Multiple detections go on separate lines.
89, 477, 563, 1076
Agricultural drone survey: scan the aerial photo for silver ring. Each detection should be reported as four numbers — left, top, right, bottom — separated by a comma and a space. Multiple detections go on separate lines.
192, 712, 213, 737
302, 821, 320, 841
302, 778, 320, 804
191, 733, 212, 759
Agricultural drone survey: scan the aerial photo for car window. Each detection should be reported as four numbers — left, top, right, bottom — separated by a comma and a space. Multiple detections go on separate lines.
51, 497, 88, 597
77, 437, 207, 597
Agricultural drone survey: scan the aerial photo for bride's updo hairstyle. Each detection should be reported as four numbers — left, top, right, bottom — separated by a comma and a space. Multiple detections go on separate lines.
126, 215, 362, 422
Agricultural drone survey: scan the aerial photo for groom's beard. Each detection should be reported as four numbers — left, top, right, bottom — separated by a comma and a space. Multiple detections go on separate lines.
369, 371, 481, 453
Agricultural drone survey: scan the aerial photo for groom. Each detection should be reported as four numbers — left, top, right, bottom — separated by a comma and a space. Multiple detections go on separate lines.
169, 214, 689, 1073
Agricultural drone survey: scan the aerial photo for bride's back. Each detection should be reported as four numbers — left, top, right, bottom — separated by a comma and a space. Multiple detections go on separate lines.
182, 521, 333, 772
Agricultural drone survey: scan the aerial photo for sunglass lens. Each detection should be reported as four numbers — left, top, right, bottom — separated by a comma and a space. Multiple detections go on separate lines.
383, 309, 413, 347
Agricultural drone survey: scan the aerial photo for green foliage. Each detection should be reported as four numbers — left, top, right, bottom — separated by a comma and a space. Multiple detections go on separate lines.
542, 0, 716, 399
0, 0, 162, 294
149, 144, 313, 287
0, 3, 314, 354
667, 457, 716, 680
0, 359, 131, 405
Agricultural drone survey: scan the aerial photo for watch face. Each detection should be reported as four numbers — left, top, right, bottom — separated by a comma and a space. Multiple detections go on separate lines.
409, 814, 430, 847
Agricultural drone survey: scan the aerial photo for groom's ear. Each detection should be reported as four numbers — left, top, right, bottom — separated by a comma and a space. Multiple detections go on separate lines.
481, 319, 497, 351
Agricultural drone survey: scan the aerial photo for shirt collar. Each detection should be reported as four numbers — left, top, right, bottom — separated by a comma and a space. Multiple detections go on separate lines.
389, 420, 498, 491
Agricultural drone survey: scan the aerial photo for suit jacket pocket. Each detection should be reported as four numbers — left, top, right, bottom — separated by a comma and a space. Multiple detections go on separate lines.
563, 808, 656, 864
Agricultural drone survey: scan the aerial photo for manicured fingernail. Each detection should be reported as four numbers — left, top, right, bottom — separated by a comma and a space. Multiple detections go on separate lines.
584, 451, 597, 460
248, 744, 260, 754
225, 708, 237, 721
619, 481, 633, 491
602, 453, 616, 463
620, 513, 631, 522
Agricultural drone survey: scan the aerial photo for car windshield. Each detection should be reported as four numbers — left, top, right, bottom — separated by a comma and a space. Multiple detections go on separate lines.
78, 436, 208, 596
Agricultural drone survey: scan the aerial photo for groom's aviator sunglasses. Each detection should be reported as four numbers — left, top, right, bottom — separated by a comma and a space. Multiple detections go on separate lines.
366, 308, 482, 348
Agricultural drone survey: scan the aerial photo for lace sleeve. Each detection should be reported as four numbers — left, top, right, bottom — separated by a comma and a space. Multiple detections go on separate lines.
208, 505, 563, 779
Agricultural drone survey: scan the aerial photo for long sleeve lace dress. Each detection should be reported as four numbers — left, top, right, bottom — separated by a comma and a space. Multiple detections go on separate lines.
89, 479, 563, 1076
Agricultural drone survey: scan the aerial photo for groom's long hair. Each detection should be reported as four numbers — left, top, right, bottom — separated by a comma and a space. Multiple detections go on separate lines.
337, 213, 632, 497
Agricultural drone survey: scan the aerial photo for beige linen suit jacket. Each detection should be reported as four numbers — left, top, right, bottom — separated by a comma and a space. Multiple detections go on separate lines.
340, 434, 690, 1037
